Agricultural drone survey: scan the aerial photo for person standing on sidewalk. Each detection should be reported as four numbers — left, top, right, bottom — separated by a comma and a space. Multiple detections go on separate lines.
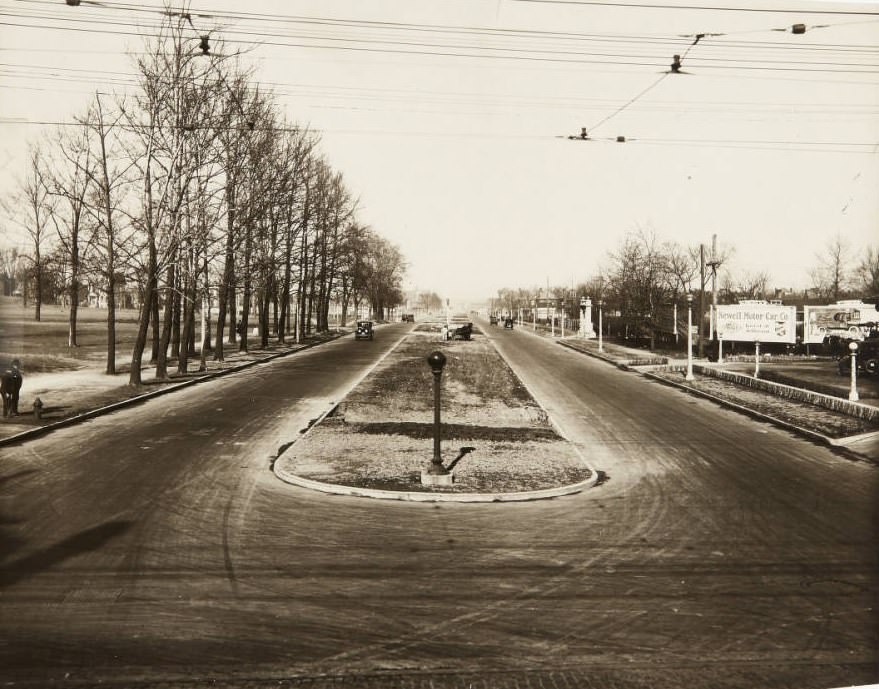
1, 359, 22, 418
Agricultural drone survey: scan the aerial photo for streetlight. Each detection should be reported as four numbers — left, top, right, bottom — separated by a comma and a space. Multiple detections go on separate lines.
561, 301, 566, 338
686, 294, 694, 381
849, 341, 859, 402
598, 300, 604, 353
422, 351, 453, 486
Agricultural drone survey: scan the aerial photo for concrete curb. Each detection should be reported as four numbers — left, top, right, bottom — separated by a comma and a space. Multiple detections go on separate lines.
272, 324, 600, 503
693, 363, 878, 421
557, 339, 632, 369
642, 371, 875, 464
558, 338, 877, 464
273, 465, 598, 503
0, 334, 345, 448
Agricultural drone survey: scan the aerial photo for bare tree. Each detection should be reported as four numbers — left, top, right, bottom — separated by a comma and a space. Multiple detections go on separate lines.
855, 245, 879, 297
663, 241, 698, 299
607, 227, 668, 348
78, 93, 133, 374
0, 248, 22, 296
45, 123, 95, 347
735, 270, 772, 301
212, 71, 256, 361
124, 10, 227, 383
361, 232, 406, 320
811, 232, 852, 301
2, 145, 55, 320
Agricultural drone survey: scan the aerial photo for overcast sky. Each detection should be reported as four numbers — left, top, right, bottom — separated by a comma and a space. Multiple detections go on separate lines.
1, 0, 877, 302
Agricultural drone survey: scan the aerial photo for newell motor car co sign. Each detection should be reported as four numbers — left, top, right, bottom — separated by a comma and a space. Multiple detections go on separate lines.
715, 303, 797, 344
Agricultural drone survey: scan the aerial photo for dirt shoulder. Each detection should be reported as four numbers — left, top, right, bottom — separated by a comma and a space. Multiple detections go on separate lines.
0, 334, 342, 443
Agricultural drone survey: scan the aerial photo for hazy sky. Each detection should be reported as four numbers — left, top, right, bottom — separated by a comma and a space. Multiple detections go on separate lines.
1, 0, 877, 301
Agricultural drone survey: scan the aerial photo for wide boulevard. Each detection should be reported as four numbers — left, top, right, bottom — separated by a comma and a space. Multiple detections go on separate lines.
0, 321, 876, 689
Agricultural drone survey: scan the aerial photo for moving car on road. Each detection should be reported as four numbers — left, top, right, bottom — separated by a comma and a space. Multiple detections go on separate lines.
355, 321, 374, 340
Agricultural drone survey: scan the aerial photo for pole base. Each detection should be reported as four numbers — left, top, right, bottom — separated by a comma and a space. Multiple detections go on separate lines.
421, 470, 455, 487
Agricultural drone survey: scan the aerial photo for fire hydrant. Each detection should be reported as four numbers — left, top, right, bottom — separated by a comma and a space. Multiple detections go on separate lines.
33, 397, 43, 420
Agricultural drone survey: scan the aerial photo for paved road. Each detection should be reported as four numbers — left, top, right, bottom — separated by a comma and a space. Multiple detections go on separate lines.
0, 320, 876, 689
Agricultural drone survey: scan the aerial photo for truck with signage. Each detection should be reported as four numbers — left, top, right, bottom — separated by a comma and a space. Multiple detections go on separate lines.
803, 300, 879, 344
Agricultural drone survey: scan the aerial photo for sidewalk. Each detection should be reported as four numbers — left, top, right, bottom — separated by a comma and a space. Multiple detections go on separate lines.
0, 332, 345, 445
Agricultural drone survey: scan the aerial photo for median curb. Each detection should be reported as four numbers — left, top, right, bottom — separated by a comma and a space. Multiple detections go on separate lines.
0, 334, 345, 448
272, 324, 601, 503
556, 339, 672, 370
273, 464, 598, 503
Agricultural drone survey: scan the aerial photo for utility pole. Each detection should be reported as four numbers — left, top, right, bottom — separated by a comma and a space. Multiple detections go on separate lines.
706, 234, 721, 344
699, 244, 706, 358
710, 234, 718, 309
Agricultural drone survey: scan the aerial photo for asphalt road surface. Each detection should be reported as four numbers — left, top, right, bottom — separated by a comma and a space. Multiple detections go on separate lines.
0, 320, 876, 689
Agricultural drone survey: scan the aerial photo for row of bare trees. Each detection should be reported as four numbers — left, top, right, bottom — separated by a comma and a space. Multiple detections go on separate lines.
2, 10, 406, 385
494, 226, 879, 349
495, 228, 727, 343
809, 233, 879, 301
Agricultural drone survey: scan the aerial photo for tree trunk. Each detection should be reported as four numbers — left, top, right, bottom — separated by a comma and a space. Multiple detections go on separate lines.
129, 242, 157, 386
214, 199, 235, 362
68, 279, 79, 347
68, 231, 79, 347
150, 288, 160, 364
298, 233, 308, 341
261, 287, 271, 348
171, 277, 182, 358
33, 252, 42, 322
155, 263, 176, 380
106, 272, 116, 375
239, 221, 252, 353
178, 275, 196, 375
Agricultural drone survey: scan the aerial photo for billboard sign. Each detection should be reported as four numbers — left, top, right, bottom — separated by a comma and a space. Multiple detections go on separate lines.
715, 303, 796, 343
803, 301, 879, 343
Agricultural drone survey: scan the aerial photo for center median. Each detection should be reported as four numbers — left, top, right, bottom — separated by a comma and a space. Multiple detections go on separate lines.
274, 324, 596, 501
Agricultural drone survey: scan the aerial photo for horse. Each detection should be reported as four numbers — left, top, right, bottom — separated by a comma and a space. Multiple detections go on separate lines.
1, 360, 22, 418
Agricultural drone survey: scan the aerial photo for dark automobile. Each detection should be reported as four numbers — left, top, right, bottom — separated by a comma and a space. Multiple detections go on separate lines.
401, 314, 415, 323
355, 321, 374, 340
504, 318, 514, 329
837, 336, 879, 376
489, 315, 498, 325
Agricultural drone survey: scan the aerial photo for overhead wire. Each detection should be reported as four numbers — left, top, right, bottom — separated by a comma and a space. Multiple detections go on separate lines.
4, 2, 879, 59
0, 0, 876, 151
0, 115, 873, 152
3, 16, 878, 74
511, 0, 879, 16
2, 61, 876, 119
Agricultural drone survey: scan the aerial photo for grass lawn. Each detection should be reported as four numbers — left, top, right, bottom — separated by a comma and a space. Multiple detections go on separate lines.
0, 296, 141, 372
278, 329, 592, 494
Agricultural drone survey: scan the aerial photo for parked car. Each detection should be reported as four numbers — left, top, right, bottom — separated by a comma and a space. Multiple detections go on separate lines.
489, 315, 498, 325
837, 335, 879, 376
401, 314, 415, 322
504, 318, 514, 329
355, 321, 374, 340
